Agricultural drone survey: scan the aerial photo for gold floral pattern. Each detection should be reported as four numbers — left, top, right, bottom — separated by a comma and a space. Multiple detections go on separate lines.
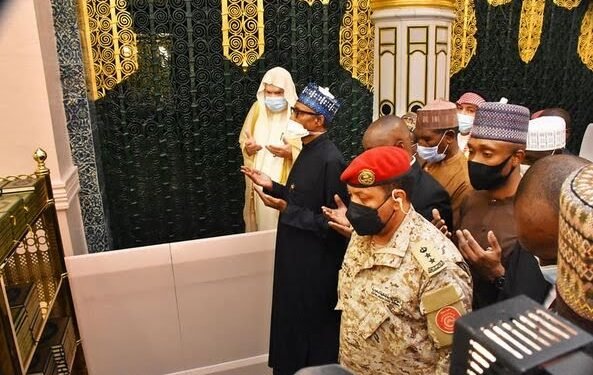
518, 0, 546, 63
554, 0, 581, 10
77, 0, 138, 100
221, 0, 265, 70
578, 2, 593, 72
486, 0, 511, 6
340, 0, 375, 89
450, 0, 477, 76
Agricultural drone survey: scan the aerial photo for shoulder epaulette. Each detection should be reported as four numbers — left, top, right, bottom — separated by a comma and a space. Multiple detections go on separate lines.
411, 240, 446, 277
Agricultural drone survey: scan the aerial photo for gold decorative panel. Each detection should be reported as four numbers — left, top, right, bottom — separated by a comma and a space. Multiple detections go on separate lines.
301, 0, 331, 4
221, 0, 265, 70
487, 0, 511, 5
578, 2, 593, 71
518, 0, 546, 63
340, 0, 375, 89
450, 0, 477, 76
4, 218, 61, 307
554, 0, 581, 10
370, 0, 456, 10
77, 0, 138, 100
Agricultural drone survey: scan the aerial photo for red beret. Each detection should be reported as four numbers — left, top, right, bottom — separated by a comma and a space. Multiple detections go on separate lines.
341, 146, 411, 187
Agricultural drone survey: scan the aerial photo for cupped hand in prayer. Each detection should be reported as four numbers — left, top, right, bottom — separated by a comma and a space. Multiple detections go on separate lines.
322, 194, 353, 238
253, 186, 287, 212
240, 166, 273, 190
266, 143, 292, 159
456, 229, 505, 282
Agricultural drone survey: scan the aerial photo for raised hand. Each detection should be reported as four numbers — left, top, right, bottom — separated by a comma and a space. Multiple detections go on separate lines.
456, 229, 505, 282
244, 129, 262, 156
431, 208, 451, 238
240, 166, 273, 190
322, 194, 352, 238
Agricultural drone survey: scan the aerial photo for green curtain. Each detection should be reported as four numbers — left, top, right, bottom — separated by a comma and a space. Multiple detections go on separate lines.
450, 0, 593, 153
95, 0, 372, 249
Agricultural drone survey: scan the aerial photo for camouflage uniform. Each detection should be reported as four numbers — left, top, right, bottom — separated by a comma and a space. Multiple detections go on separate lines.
337, 209, 473, 375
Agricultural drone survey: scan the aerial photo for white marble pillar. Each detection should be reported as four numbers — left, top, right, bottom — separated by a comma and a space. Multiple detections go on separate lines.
371, 0, 456, 119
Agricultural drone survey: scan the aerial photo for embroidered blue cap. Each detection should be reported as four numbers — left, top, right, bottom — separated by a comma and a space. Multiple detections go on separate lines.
298, 82, 341, 125
472, 102, 530, 144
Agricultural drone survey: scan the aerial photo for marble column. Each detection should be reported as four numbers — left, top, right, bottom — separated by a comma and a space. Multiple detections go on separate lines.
370, 0, 456, 118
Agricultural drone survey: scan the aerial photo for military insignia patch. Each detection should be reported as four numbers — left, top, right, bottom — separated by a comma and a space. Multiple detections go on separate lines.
411, 240, 446, 277
434, 305, 461, 334
420, 285, 466, 348
358, 169, 375, 186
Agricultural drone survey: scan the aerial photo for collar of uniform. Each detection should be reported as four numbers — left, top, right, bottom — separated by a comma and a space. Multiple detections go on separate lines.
376, 208, 416, 255
358, 208, 417, 270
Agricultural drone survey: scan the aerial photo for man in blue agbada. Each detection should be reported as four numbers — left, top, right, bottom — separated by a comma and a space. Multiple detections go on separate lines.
242, 83, 349, 375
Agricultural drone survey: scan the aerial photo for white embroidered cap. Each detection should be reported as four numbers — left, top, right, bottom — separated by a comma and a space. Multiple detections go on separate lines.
527, 116, 566, 151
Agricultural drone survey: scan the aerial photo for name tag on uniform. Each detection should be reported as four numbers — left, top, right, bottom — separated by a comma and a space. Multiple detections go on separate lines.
370, 286, 402, 309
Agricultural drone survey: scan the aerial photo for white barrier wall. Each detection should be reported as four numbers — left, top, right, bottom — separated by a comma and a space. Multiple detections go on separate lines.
65, 230, 276, 375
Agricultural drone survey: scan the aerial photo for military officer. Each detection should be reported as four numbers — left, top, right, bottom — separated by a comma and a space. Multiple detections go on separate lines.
336, 146, 473, 374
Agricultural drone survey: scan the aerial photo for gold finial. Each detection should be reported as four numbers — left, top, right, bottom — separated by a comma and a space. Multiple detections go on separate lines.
33, 148, 49, 175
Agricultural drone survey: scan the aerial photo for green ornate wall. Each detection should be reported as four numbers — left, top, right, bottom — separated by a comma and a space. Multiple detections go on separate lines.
92, 0, 372, 249
76, 0, 592, 249
450, 0, 593, 153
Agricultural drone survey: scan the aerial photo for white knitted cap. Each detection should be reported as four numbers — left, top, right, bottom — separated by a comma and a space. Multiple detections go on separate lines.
527, 116, 566, 151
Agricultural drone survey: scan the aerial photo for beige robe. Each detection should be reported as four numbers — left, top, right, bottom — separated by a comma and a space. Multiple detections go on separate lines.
424, 151, 473, 230
239, 67, 301, 232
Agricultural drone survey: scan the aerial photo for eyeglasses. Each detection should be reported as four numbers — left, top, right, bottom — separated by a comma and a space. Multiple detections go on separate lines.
290, 106, 319, 117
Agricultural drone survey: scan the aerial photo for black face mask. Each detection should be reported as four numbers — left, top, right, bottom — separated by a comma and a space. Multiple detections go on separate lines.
468, 154, 515, 191
346, 196, 395, 236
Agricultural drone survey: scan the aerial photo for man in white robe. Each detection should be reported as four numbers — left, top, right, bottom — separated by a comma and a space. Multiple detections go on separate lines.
239, 67, 300, 231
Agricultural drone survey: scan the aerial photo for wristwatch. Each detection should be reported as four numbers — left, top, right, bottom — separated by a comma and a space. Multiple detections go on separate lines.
493, 275, 506, 290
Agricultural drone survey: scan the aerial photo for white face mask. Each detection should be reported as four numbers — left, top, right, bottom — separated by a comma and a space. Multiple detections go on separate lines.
264, 97, 287, 112
520, 164, 530, 176
285, 119, 310, 138
539, 264, 557, 285
284, 119, 326, 139
416, 133, 449, 164
457, 113, 474, 134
